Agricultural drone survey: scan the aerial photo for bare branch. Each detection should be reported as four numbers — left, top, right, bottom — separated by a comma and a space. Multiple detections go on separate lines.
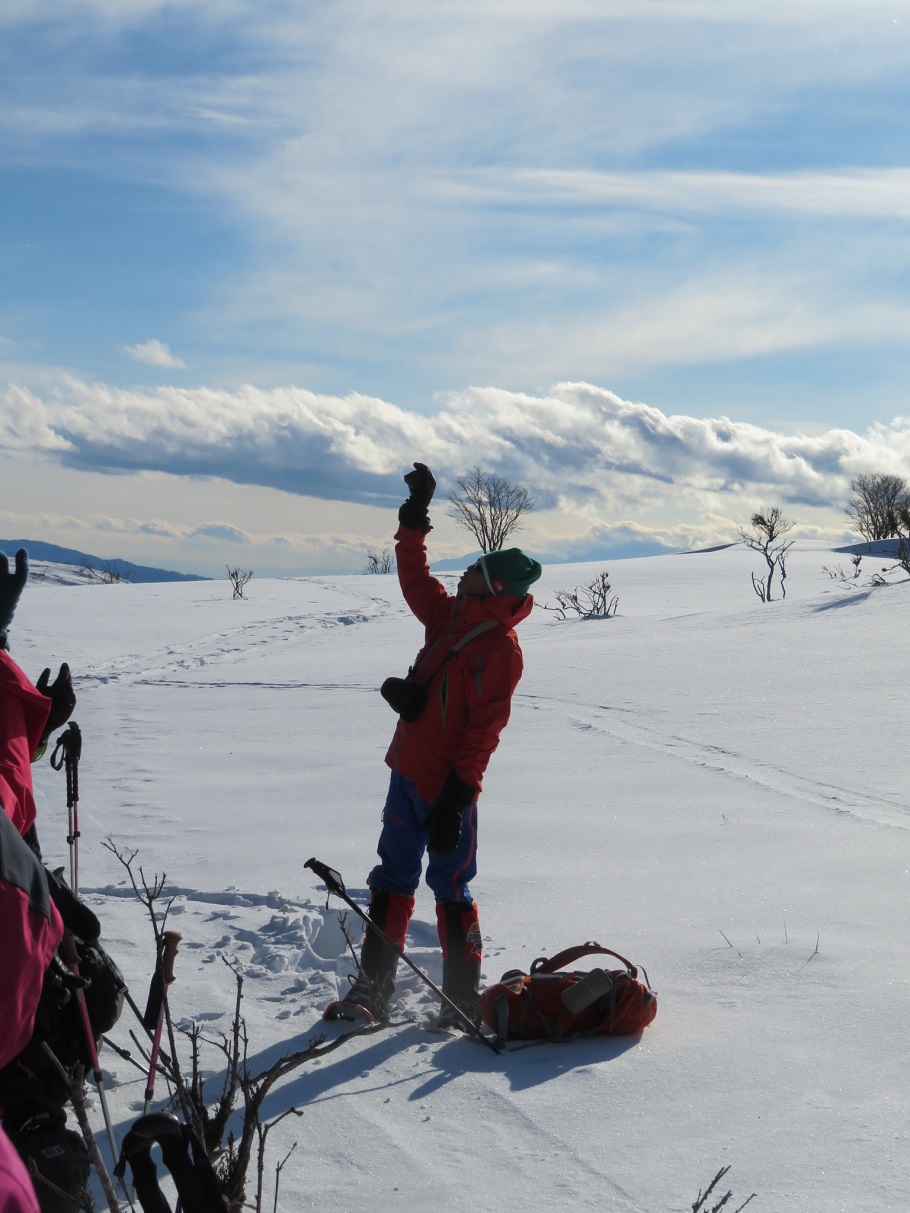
541, 571, 618, 620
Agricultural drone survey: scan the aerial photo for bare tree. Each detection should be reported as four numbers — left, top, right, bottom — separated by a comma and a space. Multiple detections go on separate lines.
739, 507, 795, 602
227, 566, 254, 599
363, 548, 393, 574
845, 472, 909, 541
447, 467, 534, 552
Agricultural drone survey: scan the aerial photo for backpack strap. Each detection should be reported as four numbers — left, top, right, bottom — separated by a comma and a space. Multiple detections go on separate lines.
414, 619, 502, 688
530, 942, 639, 980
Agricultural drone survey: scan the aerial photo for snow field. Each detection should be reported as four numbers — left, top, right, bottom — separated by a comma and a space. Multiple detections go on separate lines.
15, 541, 910, 1211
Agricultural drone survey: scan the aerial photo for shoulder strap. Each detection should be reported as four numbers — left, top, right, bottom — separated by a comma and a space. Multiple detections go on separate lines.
415, 619, 501, 687
447, 618, 501, 654
530, 942, 638, 980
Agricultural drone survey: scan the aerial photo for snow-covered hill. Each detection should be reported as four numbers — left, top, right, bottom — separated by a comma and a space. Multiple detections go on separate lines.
12, 541, 909, 1211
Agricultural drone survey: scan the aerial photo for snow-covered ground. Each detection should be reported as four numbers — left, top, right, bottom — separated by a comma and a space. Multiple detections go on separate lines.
13, 541, 910, 1211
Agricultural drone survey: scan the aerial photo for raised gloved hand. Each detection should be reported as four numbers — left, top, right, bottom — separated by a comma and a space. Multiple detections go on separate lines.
36, 663, 77, 741
426, 769, 476, 854
399, 462, 437, 532
0, 548, 29, 649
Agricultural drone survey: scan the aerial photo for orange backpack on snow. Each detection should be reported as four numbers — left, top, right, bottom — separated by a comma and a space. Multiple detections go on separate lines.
478, 942, 657, 1042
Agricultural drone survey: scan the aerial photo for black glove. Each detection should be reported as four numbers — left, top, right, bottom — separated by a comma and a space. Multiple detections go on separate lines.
426, 769, 476, 854
398, 462, 437, 532
46, 866, 101, 944
0, 548, 28, 649
36, 663, 77, 741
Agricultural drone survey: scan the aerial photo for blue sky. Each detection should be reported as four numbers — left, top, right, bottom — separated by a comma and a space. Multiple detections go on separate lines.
3, 1, 910, 576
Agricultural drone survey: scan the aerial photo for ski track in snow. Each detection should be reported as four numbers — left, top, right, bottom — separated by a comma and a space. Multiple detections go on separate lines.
518, 692, 910, 830
73, 608, 387, 686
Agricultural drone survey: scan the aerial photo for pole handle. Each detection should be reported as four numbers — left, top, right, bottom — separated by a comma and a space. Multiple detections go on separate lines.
161, 931, 182, 984
305, 857, 346, 896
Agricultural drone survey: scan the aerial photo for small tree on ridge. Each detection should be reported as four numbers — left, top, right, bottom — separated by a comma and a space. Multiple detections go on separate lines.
447, 466, 534, 553
227, 567, 253, 599
364, 548, 393, 574
845, 472, 909, 541
740, 507, 794, 602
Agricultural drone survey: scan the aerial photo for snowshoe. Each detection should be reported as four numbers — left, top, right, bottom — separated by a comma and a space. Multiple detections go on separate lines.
323, 998, 379, 1025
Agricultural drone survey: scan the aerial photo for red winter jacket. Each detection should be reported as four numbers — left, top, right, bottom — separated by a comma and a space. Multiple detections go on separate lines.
384, 527, 532, 803
0, 652, 51, 837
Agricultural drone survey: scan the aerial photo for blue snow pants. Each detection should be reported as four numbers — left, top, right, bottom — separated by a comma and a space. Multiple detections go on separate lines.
368, 771, 478, 904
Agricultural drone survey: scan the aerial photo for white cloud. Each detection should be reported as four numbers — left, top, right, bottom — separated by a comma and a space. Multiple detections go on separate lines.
448, 167, 910, 222
123, 340, 188, 369
4, 376, 908, 532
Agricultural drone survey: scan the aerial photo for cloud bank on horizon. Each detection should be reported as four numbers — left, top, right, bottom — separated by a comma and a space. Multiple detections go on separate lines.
2, 376, 905, 561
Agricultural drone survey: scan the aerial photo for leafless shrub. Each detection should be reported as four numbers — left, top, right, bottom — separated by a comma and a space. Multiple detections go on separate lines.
364, 548, 393, 574
447, 466, 534, 552
227, 567, 254, 599
821, 554, 862, 581
739, 507, 794, 602
886, 502, 910, 576
79, 559, 133, 584
690, 1165, 757, 1212
541, 571, 618, 620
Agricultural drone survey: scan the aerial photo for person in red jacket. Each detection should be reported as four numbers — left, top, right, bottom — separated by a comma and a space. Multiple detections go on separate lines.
326, 464, 541, 1029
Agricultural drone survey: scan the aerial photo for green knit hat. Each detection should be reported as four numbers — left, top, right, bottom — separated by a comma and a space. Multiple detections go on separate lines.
479, 548, 542, 598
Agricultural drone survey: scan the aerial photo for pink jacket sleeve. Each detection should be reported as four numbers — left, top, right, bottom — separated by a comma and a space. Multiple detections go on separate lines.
0, 811, 63, 1069
0, 652, 51, 836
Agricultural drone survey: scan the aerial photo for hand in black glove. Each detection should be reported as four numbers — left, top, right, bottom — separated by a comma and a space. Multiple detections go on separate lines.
404, 462, 436, 507
36, 663, 77, 739
399, 462, 437, 532
426, 769, 476, 854
0, 548, 29, 649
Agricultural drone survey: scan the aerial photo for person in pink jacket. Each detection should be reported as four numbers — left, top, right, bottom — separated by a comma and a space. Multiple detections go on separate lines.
0, 550, 67, 1213
0, 549, 84, 1210
327, 465, 541, 1029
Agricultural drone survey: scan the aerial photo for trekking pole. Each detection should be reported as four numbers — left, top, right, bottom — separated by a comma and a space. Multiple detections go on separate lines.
59, 931, 133, 1206
51, 721, 82, 895
142, 931, 182, 1117
305, 857, 501, 1054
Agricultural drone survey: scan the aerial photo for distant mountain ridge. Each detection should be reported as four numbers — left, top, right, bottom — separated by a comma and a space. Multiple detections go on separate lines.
0, 539, 209, 583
